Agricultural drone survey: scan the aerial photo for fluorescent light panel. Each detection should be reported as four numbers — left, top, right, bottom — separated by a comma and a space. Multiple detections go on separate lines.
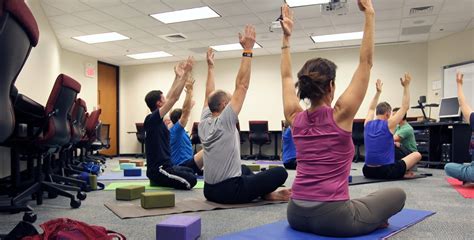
127, 51, 173, 60
210, 43, 262, 52
286, 0, 331, 7
311, 31, 363, 43
150, 6, 220, 24
73, 32, 129, 44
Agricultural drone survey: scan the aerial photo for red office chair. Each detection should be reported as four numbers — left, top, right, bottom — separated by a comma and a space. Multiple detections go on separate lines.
135, 123, 145, 157
248, 121, 271, 160
190, 122, 200, 153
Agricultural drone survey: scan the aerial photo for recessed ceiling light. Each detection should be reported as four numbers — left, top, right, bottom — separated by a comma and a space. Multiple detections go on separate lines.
311, 31, 363, 43
210, 43, 262, 52
126, 51, 173, 60
72, 32, 129, 44
286, 0, 331, 7
150, 6, 220, 24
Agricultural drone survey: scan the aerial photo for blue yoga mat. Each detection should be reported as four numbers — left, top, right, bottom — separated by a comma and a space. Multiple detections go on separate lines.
98, 172, 148, 180
216, 209, 435, 240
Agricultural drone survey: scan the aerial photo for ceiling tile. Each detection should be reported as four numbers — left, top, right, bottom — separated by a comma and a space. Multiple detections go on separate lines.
97, 20, 135, 31
375, 37, 401, 44
243, 0, 282, 13
119, 29, 153, 39
145, 26, 177, 36
372, 0, 404, 11
298, 17, 332, 29
126, 0, 173, 15
135, 37, 168, 45
402, 3, 442, 18
292, 5, 322, 19
161, 0, 205, 10
429, 31, 457, 41
185, 31, 216, 41
73, 24, 109, 34
257, 10, 282, 23
431, 22, 469, 33
311, 42, 343, 49
330, 13, 364, 25
377, 9, 403, 21
55, 28, 86, 39
80, 0, 122, 8
196, 18, 233, 30
440, 0, 473, 14
74, 9, 115, 22
401, 15, 437, 27
40, 3, 66, 17
168, 22, 205, 33
400, 33, 429, 42
376, 20, 401, 31
334, 24, 363, 33
42, 0, 91, 13
404, 0, 445, 7
341, 39, 363, 46
114, 39, 148, 49
122, 16, 162, 28
101, 5, 143, 19
210, 28, 239, 38
50, 15, 90, 27
210, 2, 251, 17
225, 14, 264, 27
376, 28, 401, 38
435, 13, 473, 25
304, 26, 336, 36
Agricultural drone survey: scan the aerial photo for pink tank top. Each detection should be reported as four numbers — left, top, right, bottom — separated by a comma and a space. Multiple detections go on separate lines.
291, 106, 354, 202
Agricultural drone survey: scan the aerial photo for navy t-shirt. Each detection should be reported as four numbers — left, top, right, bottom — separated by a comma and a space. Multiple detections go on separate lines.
144, 109, 172, 176
470, 112, 474, 131
364, 119, 395, 165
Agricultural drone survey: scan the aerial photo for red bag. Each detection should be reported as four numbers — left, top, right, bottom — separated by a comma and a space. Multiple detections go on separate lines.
22, 218, 126, 240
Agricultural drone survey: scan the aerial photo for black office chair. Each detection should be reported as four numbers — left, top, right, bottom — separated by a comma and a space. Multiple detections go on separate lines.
135, 123, 146, 157
248, 121, 272, 160
352, 119, 365, 163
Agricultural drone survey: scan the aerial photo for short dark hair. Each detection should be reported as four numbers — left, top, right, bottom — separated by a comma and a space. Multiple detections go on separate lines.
145, 90, 163, 112
208, 90, 228, 113
170, 108, 182, 124
392, 107, 407, 120
296, 58, 337, 103
376, 102, 392, 115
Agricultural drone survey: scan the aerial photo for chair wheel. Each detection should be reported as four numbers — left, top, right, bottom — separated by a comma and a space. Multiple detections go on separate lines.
48, 192, 58, 199
70, 199, 81, 208
76, 192, 87, 200
23, 212, 37, 223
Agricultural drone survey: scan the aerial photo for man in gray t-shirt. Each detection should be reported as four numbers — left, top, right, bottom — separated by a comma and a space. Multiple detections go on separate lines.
198, 26, 290, 204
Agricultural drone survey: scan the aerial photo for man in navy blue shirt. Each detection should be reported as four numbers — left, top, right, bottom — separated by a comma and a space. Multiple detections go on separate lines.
169, 80, 203, 175
144, 57, 197, 190
445, 72, 474, 184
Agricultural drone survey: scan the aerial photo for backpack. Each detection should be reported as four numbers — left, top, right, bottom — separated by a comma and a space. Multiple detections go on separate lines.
82, 162, 103, 175
22, 218, 126, 240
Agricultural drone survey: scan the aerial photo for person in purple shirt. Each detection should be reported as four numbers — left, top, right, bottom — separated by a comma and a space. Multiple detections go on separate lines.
444, 72, 474, 184
280, 2, 405, 237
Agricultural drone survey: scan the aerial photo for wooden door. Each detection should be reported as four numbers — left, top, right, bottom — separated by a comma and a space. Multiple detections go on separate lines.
98, 62, 119, 156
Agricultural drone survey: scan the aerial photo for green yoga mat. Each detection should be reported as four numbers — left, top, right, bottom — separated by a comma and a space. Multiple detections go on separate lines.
104, 180, 204, 190
111, 166, 147, 172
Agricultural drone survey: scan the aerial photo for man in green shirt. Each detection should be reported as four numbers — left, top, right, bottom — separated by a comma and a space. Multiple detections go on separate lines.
392, 107, 418, 159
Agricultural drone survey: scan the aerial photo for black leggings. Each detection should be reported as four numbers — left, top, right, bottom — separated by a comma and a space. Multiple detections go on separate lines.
204, 165, 288, 204
284, 158, 297, 170
147, 165, 197, 190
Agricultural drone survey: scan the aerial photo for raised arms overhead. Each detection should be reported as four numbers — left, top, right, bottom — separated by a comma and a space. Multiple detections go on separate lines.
388, 73, 412, 132
229, 25, 256, 115
280, 4, 304, 125
364, 79, 383, 126
333, 0, 375, 131
204, 48, 216, 109
178, 78, 196, 127
456, 72, 473, 123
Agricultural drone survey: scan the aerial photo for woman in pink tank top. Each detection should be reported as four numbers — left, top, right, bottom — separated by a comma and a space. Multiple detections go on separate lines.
279, 2, 406, 237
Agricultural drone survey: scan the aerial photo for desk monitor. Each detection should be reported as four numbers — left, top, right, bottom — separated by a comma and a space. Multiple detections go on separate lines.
439, 97, 460, 120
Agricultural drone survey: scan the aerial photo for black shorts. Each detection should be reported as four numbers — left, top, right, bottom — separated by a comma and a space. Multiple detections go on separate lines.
179, 158, 203, 176
363, 160, 407, 180
147, 165, 197, 190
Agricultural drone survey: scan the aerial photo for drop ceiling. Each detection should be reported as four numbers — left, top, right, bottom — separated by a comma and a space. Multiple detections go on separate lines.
40, 0, 474, 66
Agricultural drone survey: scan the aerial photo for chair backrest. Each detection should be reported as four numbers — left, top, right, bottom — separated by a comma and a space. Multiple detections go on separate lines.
98, 123, 110, 146
190, 122, 200, 144
249, 121, 269, 134
0, 0, 39, 142
135, 122, 145, 143
38, 74, 81, 147
84, 109, 101, 140
70, 98, 87, 144
352, 119, 365, 143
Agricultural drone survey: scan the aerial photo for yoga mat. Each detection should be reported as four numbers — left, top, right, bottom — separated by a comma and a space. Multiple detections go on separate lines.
104, 180, 204, 190
98, 172, 148, 180
446, 178, 474, 198
349, 173, 431, 186
111, 166, 147, 172
216, 209, 435, 240
254, 160, 283, 165
105, 197, 287, 219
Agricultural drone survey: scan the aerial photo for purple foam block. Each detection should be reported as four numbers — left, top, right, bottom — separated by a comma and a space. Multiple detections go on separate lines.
348, 175, 353, 183
156, 215, 201, 240
124, 168, 141, 177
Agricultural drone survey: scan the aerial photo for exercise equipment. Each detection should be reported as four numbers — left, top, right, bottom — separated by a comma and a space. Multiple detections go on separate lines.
115, 185, 145, 200
446, 178, 474, 198
245, 164, 261, 172
124, 168, 142, 177
119, 159, 131, 164
156, 215, 201, 240
130, 159, 145, 167
119, 163, 136, 170
141, 192, 175, 209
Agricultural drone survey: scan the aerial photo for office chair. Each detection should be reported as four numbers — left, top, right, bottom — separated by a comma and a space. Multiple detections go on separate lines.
135, 123, 146, 157
248, 121, 272, 160
352, 119, 365, 163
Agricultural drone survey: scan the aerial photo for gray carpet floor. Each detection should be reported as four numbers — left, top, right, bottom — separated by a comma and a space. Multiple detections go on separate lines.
1, 158, 472, 240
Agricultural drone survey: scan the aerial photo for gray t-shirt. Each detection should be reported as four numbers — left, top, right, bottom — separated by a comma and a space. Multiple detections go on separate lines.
198, 105, 242, 184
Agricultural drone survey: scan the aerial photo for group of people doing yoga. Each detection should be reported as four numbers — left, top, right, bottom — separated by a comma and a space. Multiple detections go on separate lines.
142, 0, 473, 237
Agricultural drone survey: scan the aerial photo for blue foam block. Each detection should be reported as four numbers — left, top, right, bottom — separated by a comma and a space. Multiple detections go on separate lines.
120, 163, 136, 170
216, 209, 435, 240
156, 215, 201, 240
124, 168, 142, 177
98, 172, 148, 180
348, 175, 352, 183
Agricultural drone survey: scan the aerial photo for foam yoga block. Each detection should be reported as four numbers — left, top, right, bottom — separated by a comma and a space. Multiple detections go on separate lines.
119, 159, 131, 164
116, 185, 145, 200
348, 175, 353, 183
141, 191, 175, 209
246, 164, 261, 172
124, 168, 142, 177
130, 159, 145, 167
268, 165, 280, 169
120, 163, 136, 170
156, 215, 201, 240
89, 174, 98, 190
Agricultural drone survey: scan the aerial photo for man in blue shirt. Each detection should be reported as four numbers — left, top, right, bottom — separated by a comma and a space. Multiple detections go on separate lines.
170, 105, 203, 175
144, 57, 198, 190
282, 121, 296, 170
363, 76, 422, 179
444, 72, 474, 184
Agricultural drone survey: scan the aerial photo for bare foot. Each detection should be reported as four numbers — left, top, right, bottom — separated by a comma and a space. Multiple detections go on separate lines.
264, 188, 291, 201
377, 220, 389, 229
404, 171, 415, 179
462, 181, 474, 187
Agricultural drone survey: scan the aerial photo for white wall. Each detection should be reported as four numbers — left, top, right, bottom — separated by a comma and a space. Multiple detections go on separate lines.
60, 50, 98, 111
427, 29, 474, 118
120, 43, 428, 154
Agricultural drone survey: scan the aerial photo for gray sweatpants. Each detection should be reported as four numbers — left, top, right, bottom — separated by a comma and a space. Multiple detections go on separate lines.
287, 188, 406, 237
